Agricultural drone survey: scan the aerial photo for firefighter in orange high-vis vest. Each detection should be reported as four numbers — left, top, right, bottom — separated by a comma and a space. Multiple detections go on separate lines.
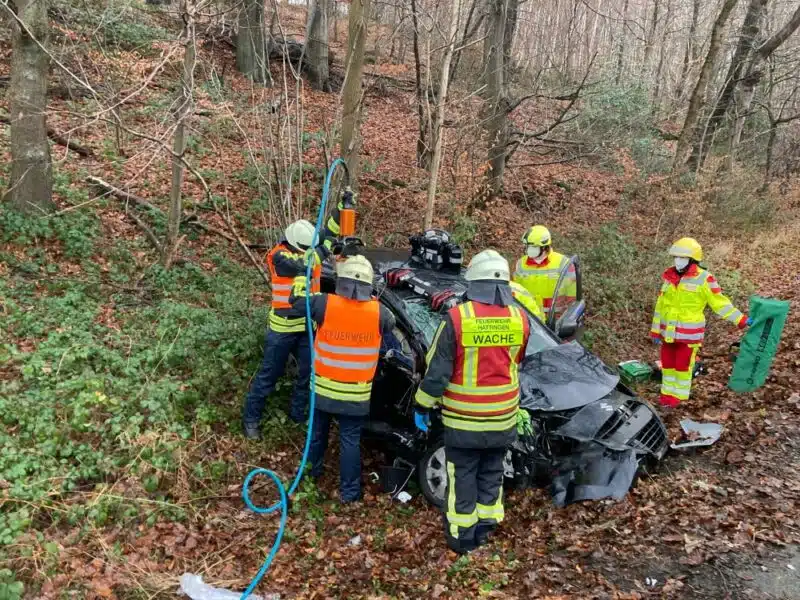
513, 225, 576, 321
242, 219, 331, 439
651, 238, 751, 408
290, 255, 395, 503
414, 250, 530, 554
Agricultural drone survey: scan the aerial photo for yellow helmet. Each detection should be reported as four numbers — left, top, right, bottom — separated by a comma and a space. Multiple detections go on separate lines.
522, 225, 552, 247
668, 237, 703, 262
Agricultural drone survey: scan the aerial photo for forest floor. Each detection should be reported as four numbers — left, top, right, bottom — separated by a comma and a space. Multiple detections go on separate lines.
2, 5, 800, 599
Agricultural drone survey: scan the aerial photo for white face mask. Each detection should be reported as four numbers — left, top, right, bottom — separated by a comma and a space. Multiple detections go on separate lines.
674, 257, 690, 272
527, 246, 545, 262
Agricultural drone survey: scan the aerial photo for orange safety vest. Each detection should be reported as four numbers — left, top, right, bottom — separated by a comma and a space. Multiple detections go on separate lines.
441, 301, 529, 434
266, 243, 321, 311
313, 295, 381, 410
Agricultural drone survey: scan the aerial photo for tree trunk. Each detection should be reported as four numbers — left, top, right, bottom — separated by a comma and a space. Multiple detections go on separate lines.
503, 0, 519, 77
726, 70, 759, 170
688, 0, 766, 169
5, 0, 53, 214
642, 0, 661, 79
410, 0, 429, 168
762, 117, 777, 188
615, 0, 629, 84
651, 0, 672, 113
424, 0, 462, 229
672, 0, 739, 172
339, 0, 371, 180
237, 0, 270, 84
306, 0, 331, 90
449, 0, 481, 84
485, 0, 509, 197
675, 0, 700, 103
164, 1, 197, 268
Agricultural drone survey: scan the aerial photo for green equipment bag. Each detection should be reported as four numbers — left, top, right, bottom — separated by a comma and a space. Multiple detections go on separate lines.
728, 295, 790, 393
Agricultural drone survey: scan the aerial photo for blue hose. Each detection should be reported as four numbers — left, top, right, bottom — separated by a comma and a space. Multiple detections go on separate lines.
239, 158, 348, 599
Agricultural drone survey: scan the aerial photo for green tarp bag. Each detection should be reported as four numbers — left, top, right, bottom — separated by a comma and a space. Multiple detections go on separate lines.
728, 295, 790, 393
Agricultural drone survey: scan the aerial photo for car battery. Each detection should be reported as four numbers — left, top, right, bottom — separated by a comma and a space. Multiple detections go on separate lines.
618, 360, 654, 386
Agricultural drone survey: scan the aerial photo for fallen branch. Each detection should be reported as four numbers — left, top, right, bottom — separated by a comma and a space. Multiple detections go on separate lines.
86, 176, 162, 213
0, 113, 93, 157
182, 213, 237, 243
125, 208, 163, 253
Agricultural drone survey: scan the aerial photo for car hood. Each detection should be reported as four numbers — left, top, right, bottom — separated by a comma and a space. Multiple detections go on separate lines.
519, 341, 620, 411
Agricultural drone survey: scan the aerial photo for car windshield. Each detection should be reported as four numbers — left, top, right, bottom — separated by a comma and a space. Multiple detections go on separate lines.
400, 295, 560, 356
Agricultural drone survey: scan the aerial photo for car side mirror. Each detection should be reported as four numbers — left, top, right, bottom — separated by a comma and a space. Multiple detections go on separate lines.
555, 300, 585, 340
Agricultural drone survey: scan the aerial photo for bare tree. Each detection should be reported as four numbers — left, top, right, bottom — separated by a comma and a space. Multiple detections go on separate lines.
485, 0, 509, 197
673, 0, 740, 172
410, 0, 429, 167
237, 0, 271, 85
340, 0, 372, 179
4, 0, 53, 214
306, 0, 331, 90
613, 0, 631, 85
728, 4, 800, 161
675, 0, 701, 103
689, 0, 767, 169
424, 0, 463, 229
164, 0, 198, 267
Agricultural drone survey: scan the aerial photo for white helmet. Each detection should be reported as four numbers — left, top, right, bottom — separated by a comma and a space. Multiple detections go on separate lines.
465, 249, 510, 282
337, 255, 374, 283
284, 219, 315, 250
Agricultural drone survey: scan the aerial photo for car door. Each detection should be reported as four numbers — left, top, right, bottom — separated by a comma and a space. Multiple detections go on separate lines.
545, 255, 585, 340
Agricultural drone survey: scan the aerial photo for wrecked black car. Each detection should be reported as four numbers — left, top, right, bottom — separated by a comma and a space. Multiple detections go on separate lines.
321, 233, 668, 507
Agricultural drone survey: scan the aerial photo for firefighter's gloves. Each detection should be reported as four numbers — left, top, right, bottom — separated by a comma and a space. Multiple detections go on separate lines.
745, 317, 753, 327
291, 275, 308, 297
516, 409, 533, 436
304, 244, 330, 266
414, 410, 430, 433
315, 243, 331, 262
651, 337, 661, 345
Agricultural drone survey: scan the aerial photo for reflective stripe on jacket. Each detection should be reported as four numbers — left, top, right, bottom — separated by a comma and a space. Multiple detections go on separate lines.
416, 300, 530, 447
650, 265, 746, 344
512, 251, 575, 311
266, 243, 321, 333
313, 294, 381, 415
509, 281, 545, 321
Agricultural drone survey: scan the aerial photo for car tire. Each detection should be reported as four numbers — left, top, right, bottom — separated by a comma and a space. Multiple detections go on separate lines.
418, 439, 447, 509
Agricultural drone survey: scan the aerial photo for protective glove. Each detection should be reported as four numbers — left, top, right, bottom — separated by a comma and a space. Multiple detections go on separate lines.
414, 410, 430, 433
651, 337, 661, 345
291, 275, 308, 298
516, 409, 533, 436
314, 243, 331, 262
745, 317, 753, 327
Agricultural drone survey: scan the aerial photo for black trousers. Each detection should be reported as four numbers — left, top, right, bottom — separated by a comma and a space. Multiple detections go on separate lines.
444, 445, 506, 553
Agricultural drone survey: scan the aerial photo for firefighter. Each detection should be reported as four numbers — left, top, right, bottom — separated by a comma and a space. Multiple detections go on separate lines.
242, 219, 330, 439
651, 237, 751, 408
513, 225, 576, 320
510, 280, 545, 322
414, 250, 530, 554
291, 255, 395, 503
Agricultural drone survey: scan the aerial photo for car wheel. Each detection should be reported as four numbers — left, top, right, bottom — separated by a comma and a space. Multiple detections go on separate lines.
418, 440, 447, 509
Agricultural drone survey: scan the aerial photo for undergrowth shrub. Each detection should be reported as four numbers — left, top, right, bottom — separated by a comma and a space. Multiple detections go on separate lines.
703, 181, 777, 233
0, 204, 272, 554
567, 82, 670, 175
561, 224, 664, 352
